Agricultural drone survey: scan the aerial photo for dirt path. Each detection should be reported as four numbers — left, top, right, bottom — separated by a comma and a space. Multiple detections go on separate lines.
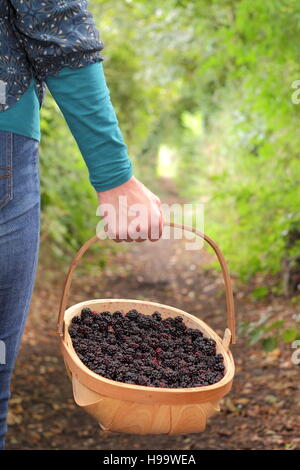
6, 186, 300, 450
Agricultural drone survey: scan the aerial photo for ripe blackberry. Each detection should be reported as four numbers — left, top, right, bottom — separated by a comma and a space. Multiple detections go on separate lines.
113, 311, 123, 319
161, 351, 173, 360
100, 311, 113, 323
134, 374, 145, 385
77, 325, 92, 337
163, 359, 178, 369
152, 312, 162, 322
186, 355, 196, 363
81, 308, 93, 318
139, 344, 151, 353
82, 316, 93, 326
126, 309, 139, 320
68, 326, 78, 338
130, 325, 142, 335
137, 316, 152, 330
69, 307, 225, 389
71, 315, 82, 325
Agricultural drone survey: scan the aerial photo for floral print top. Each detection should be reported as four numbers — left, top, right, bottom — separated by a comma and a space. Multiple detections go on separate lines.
0, 0, 104, 112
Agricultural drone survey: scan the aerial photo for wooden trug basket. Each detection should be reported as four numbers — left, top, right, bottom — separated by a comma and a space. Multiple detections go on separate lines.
57, 222, 236, 435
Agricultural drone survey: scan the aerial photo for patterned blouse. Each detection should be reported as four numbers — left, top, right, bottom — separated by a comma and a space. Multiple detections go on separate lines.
0, 0, 104, 112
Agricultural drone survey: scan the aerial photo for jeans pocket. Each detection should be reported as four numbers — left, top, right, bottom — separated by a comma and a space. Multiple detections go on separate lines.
0, 131, 12, 209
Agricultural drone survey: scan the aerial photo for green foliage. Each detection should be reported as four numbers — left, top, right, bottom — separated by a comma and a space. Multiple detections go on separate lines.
239, 316, 299, 352
39, 0, 300, 290
251, 286, 269, 301
167, 0, 300, 283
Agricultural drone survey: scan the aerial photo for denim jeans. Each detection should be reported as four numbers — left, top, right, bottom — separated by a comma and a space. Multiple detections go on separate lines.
0, 130, 40, 450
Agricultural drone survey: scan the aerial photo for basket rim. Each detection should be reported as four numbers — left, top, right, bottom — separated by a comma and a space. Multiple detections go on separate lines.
62, 298, 235, 398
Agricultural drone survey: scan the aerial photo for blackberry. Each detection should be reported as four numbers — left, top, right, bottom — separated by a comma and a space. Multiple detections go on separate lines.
163, 368, 176, 380
126, 309, 139, 320
139, 344, 151, 353
113, 311, 123, 319
215, 353, 224, 362
162, 351, 173, 360
68, 326, 78, 337
152, 312, 162, 322
186, 355, 196, 363
100, 311, 113, 323
83, 316, 93, 326
136, 375, 150, 386
174, 316, 183, 324
69, 308, 225, 389
138, 316, 152, 330
104, 344, 118, 355
130, 326, 142, 335
77, 325, 92, 337
199, 338, 216, 356
81, 308, 93, 318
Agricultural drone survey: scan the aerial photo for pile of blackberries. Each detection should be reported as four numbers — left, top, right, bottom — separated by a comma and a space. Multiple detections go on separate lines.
69, 308, 225, 388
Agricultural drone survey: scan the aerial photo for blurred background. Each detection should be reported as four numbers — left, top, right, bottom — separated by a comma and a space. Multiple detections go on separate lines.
7, 0, 300, 450
41, 0, 300, 293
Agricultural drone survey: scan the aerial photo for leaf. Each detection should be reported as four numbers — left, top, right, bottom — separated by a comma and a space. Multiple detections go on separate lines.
251, 286, 269, 300
282, 328, 298, 343
265, 320, 284, 331
7, 410, 23, 426
237, 320, 251, 335
249, 327, 265, 345
262, 337, 278, 352
265, 395, 278, 404
256, 314, 270, 326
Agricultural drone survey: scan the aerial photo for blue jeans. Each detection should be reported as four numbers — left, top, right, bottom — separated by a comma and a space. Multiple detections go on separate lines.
0, 130, 40, 450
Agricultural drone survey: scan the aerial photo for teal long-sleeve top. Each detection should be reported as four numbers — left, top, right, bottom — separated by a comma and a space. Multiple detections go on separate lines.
0, 62, 133, 192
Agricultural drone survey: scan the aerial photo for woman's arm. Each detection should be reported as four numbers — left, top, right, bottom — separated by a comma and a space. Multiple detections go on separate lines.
45, 62, 133, 192
45, 62, 162, 241
9, 0, 163, 240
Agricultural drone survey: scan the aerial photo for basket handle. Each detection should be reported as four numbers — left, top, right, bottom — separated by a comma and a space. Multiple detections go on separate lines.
57, 222, 236, 344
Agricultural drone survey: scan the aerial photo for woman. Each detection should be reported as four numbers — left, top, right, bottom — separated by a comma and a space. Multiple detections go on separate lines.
0, 0, 163, 450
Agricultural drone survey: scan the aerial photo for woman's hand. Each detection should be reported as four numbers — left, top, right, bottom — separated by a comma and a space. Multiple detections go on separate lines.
97, 176, 163, 242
